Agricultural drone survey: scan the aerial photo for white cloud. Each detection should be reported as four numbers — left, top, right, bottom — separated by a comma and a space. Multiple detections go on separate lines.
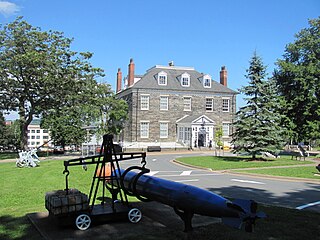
0, 1, 20, 17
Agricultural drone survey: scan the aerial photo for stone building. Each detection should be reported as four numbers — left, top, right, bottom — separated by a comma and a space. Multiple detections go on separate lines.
116, 59, 237, 149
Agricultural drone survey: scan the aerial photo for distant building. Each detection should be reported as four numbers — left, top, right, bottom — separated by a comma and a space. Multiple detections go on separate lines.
116, 59, 237, 149
27, 119, 52, 149
5, 120, 13, 126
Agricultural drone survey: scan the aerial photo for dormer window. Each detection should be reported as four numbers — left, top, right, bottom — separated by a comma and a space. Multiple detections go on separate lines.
181, 72, 190, 87
203, 74, 211, 88
157, 71, 167, 86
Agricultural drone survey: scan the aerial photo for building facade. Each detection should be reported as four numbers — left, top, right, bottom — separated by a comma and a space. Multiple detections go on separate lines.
27, 119, 51, 149
116, 59, 237, 149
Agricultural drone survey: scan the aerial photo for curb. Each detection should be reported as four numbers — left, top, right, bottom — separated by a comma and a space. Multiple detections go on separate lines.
172, 159, 320, 184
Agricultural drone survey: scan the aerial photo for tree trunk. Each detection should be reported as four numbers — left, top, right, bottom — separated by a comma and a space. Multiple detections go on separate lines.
18, 103, 33, 150
19, 117, 28, 150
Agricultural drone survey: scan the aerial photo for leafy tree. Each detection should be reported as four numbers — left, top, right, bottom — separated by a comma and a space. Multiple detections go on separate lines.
89, 83, 128, 137
214, 126, 223, 156
41, 107, 88, 149
0, 112, 6, 146
5, 120, 21, 149
41, 80, 128, 148
273, 17, 320, 143
0, 17, 104, 150
232, 52, 285, 159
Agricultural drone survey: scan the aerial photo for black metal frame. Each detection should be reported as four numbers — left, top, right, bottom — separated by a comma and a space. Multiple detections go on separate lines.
63, 134, 146, 214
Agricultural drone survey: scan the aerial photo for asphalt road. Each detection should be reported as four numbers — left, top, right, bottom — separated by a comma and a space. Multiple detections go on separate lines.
119, 151, 320, 213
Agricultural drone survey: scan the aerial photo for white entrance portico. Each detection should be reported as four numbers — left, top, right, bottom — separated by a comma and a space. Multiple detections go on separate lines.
176, 115, 215, 148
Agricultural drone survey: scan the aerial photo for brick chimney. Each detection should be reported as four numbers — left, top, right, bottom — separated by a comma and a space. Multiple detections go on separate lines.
128, 58, 135, 87
220, 66, 227, 86
116, 68, 122, 92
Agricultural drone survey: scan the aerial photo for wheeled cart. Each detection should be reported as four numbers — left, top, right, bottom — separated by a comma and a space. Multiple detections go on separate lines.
45, 134, 146, 230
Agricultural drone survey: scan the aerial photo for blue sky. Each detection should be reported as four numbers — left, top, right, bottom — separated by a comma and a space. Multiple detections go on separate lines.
1, 0, 319, 120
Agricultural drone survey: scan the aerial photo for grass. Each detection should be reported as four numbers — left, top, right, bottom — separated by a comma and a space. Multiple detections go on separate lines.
237, 166, 320, 180
177, 155, 314, 170
1, 156, 320, 239
0, 159, 124, 239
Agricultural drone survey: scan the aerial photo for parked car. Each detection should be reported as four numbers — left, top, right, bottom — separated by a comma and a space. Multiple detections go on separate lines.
53, 146, 64, 154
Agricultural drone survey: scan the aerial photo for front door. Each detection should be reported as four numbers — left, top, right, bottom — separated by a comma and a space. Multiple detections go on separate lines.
198, 131, 206, 147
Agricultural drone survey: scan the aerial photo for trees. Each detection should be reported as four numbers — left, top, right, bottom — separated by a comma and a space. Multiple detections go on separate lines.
88, 83, 128, 137
0, 113, 20, 150
41, 82, 128, 148
0, 17, 104, 150
232, 52, 285, 159
274, 17, 320, 143
0, 112, 6, 147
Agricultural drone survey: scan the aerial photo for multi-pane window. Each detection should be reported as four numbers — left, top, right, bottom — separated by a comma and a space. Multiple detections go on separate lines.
158, 75, 167, 85
181, 73, 190, 87
222, 123, 230, 136
140, 95, 149, 110
159, 122, 168, 138
204, 78, 211, 88
157, 71, 167, 85
178, 127, 191, 144
222, 99, 230, 112
160, 96, 168, 110
205, 98, 214, 111
184, 127, 191, 142
178, 127, 184, 141
140, 122, 149, 138
183, 97, 192, 111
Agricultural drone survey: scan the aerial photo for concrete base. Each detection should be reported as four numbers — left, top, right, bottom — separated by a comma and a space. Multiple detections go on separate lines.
28, 202, 220, 239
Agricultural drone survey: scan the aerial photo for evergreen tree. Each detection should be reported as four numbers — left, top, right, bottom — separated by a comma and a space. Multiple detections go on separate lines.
232, 52, 285, 159
273, 17, 320, 143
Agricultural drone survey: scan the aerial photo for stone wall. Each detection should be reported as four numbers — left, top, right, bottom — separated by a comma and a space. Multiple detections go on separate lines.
120, 89, 235, 144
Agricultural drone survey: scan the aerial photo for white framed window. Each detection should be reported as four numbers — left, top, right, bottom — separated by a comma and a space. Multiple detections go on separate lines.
157, 71, 167, 85
202, 74, 211, 88
178, 127, 184, 141
222, 99, 230, 112
140, 95, 149, 110
222, 123, 230, 136
205, 98, 214, 111
160, 96, 168, 111
181, 72, 190, 87
183, 97, 192, 111
204, 78, 211, 88
140, 122, 149, 138
178, 127, 191, 143
159, 122, 168, 138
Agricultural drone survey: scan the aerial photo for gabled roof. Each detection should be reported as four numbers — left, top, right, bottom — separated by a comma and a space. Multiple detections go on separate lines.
128, 65, 237, 94
176, 114, 215, 125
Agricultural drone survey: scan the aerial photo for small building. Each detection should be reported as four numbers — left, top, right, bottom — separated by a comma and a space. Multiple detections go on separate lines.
27, 119, 52, 149
116, 59, 237, 149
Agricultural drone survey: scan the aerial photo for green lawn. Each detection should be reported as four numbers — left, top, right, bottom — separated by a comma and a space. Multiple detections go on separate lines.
0, 159, 138, 239
1, 156, 320, 239
237, 166, 320, 180
176, 155, 314, 170
0, 159, 92, 217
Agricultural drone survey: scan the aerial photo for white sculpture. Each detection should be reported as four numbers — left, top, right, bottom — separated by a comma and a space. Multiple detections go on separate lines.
16, 149, 40, 167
